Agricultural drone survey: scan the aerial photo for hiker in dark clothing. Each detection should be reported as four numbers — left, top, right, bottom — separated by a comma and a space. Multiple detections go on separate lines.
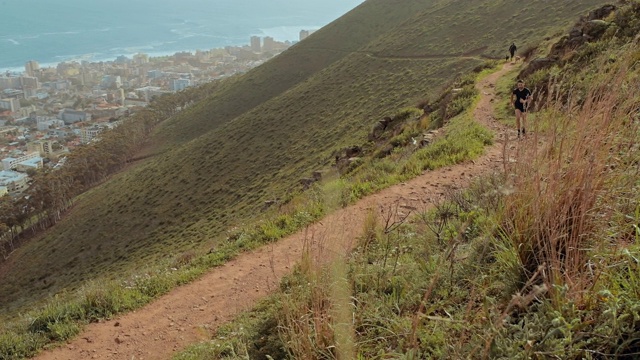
510, 79, 531, 138
509, 43, 517, 61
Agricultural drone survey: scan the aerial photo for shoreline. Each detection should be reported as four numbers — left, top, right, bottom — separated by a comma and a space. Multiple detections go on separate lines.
0, 25, 323, 75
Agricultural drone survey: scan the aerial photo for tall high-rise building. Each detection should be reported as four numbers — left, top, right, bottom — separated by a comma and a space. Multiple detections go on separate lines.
25, 60, 39, 77
28, 140, 53, 158
299, 30, 310, 41
0, 76, 21, 90
118, 88, 125, 105
133, 53, 149, 65
20, 76, 39, 90
263, 36, 276, 52
250, 36, 261, 52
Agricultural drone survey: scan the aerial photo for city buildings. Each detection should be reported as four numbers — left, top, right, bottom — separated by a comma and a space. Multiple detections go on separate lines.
133, 53, 149, 65
25, 60, 39, 77
250, 36, 261, 52
0, 76, 22, 90
36, 117, 64, 131
28, 140, 65, 160
0, 36, 293, 195
170, 78, 192, 92
80, 126, 103, 144
0, 170, 28, 193
0, 99, 20, 112
299, 29, 316, 41
263, 36, 276, 52
14, 156, 43, 172
58, 109, 92, 124
1, 152, 41, 171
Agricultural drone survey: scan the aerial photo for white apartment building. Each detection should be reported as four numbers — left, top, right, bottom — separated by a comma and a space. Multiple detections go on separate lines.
0, 76, 21, 90
0, 98, 20, 112
37, 117, 64, 131
58, 109, 91, 124
80, 126, 103, 143
25, 60, 39, 77
0, 170, 28, 193
28, 140, 61, 158
15, 156, 43, 172
170, 78, 192, 92
2, 152, 40, 171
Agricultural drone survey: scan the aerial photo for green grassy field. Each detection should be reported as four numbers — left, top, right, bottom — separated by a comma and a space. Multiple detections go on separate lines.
0, 0, 609, 318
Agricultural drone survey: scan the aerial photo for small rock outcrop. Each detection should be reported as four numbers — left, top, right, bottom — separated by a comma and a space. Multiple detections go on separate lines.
518, 58, 559, 79
583, 19, 610, 38
334, 146, 366, 174
517, 4, 617, 80
587, 4, 615, 21
369, 117, 392, 141
422, 104, 433, 116
345, 146, 362, 158
419, 129, 440, 147
299, 171, 324, 190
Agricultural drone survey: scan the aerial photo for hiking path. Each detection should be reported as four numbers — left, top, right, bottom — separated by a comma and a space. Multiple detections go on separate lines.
35, 62, 516, 360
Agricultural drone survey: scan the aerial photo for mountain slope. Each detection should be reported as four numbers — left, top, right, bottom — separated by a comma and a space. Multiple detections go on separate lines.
153, 0, 443, 146
0, 0, 610, 315
31, 62, 512, 359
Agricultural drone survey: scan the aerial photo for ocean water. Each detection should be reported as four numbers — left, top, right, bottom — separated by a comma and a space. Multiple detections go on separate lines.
0, 0, 364, 72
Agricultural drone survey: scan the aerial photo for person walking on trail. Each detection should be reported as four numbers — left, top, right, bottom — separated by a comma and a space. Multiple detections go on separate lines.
509, 42, 517, 61
510, 79, 532, 138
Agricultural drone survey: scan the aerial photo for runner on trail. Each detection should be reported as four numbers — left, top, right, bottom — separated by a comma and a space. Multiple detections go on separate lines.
509, 43, 517, 61
510, 79, 531, 138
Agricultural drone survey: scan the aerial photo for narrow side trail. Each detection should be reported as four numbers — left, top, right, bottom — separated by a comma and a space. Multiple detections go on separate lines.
35, 63, 515, 360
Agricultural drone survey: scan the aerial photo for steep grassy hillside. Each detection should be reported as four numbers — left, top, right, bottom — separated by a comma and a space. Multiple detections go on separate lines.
0, 0, 609, 315
176, 4, 640, 358
367, 1, 602, 58
154, 0, 438, 146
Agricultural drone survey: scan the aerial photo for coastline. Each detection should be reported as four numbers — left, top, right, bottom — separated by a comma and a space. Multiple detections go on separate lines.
1, 24, 323, 74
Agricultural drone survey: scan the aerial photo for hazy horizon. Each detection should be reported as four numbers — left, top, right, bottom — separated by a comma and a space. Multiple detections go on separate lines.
0, 0, 365, 71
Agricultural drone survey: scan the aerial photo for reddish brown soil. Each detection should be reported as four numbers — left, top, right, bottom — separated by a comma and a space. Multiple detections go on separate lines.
34, 63, 516, 360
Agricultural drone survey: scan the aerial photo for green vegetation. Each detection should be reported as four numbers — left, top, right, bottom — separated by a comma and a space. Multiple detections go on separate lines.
1, 0, 604, 317
0, 85, 218, 262
0, 0, 616, 358
174, 5, 640, 358
336, 112, 492, 206
0, 57, 491, 359
365, 0, 605, 59
0, 192, 325, 358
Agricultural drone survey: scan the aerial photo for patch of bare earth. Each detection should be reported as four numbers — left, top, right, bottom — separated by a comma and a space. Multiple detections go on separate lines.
34, 63, 515, 360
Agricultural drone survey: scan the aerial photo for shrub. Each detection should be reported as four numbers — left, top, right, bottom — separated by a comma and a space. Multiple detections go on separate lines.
82, 282, 147, 319
27, 300, 85, 339
0, 331, 43, 359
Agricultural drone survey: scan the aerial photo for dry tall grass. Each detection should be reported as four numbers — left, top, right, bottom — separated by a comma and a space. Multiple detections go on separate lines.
278, 241, 357, 359
500, 57, 640, 304
276, 187, 361, 359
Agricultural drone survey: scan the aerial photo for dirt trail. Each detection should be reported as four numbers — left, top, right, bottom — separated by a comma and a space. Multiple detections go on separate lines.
34, 63, 516, 360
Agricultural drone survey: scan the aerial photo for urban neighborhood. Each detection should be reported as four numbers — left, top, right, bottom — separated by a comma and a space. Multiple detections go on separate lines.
0, 32, 314, 196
